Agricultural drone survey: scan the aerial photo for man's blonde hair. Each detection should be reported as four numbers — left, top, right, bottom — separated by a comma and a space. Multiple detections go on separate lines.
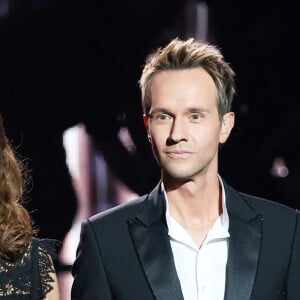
139, 37, 236, 119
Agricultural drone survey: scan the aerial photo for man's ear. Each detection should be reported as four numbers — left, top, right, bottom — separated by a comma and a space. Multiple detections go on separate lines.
143, 114, 148, 127
143, 114, 152, 143
220, 112, 235, 144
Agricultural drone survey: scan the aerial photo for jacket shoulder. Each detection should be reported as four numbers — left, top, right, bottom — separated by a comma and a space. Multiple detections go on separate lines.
88, 194, 148, 225
239, 191, 297, 218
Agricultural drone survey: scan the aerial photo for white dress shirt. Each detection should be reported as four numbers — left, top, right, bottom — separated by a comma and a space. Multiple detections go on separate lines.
163, 179, 230, 300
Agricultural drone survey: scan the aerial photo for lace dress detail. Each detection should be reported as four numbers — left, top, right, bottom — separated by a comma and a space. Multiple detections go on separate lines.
0, 238, 60, 299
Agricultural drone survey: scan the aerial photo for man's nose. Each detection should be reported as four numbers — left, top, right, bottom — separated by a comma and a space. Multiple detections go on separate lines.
169, 117, 188, 142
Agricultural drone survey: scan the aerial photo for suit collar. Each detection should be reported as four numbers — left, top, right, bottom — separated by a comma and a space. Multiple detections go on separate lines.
224, 180, 261, 222
134, 182, 164, 226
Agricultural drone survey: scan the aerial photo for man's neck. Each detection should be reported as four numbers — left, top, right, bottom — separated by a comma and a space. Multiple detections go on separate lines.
164, 174, 223, 247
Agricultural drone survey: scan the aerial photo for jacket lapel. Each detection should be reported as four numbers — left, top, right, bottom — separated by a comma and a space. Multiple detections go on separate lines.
224, 182, 263, 300
128, 183, 184, 300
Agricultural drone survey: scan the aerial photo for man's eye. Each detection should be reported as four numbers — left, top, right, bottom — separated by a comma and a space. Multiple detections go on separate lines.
190, 114, 202, 121
151, 114, 171, 122
157, 114, 171, 120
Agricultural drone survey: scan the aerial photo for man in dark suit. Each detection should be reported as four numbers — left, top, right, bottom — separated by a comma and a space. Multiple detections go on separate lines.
71, 38, 300, 299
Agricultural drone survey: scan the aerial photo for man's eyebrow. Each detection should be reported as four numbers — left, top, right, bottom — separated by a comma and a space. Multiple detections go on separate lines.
150, 107, 211, 115
149, 108, 169, 114
188, 107, 211, 114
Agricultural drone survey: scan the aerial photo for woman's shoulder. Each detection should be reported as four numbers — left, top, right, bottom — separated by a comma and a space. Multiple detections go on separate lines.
31, 237, 61, 260
0, 237, 61, 298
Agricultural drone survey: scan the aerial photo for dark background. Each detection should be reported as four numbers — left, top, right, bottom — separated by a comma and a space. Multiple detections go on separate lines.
0, 0, 299, 248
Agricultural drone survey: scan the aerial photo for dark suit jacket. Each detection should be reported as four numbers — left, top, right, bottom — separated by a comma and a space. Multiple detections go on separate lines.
71, 180, 300, 299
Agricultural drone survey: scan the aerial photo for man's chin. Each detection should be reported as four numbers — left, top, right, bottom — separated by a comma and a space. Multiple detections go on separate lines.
162, 169, 195, 181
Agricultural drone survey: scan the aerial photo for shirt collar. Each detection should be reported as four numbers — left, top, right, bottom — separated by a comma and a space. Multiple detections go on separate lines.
219, 176, 229, 231
162, 176, 229, 245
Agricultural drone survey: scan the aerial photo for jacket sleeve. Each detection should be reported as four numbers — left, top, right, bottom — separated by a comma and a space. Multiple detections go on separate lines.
286, 211, 300, 300
71, 219, 112, 300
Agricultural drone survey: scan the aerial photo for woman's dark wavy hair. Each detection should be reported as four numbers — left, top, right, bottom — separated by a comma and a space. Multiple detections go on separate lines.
0, 114, 35, 260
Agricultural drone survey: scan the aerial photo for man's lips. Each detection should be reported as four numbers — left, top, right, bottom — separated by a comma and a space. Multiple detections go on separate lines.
165, 150, 193, 159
